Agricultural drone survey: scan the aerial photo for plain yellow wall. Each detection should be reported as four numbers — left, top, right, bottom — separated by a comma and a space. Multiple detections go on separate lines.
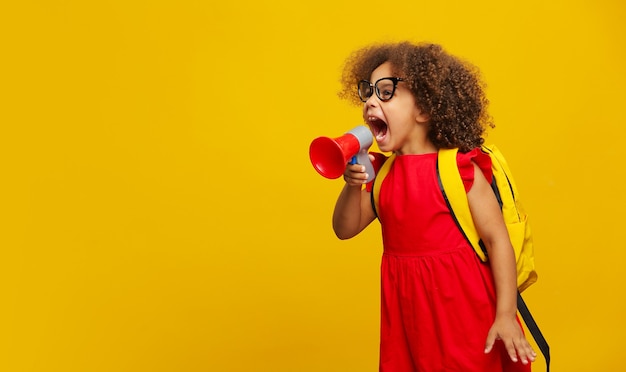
1, 0, 625, 371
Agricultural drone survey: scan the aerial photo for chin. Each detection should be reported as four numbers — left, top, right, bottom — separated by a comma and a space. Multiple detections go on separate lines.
377, 142, 392, 153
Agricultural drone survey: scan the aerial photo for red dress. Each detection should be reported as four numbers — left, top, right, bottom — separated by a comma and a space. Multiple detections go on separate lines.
373, 149, 530, 372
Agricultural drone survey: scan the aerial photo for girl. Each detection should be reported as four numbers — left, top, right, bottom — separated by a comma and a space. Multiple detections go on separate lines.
332, 42, 536, 371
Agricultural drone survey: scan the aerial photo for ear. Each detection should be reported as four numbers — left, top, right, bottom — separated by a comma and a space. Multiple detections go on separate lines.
415, 108, 430, 124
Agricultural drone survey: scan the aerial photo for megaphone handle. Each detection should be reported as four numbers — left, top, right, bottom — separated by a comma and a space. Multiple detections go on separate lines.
353, 150, 375, 183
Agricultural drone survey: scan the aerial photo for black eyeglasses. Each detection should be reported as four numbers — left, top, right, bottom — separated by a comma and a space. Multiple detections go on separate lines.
358, 77, 404, 102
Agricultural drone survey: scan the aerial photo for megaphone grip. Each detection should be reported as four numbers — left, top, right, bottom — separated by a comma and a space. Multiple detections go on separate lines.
354, 150, 375, 183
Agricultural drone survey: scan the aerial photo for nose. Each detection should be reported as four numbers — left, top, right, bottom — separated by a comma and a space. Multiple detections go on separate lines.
364, 92, 379, 106
363, 96, 378, 117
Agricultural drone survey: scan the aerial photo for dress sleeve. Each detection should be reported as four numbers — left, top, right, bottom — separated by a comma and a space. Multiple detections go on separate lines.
365, 152, 388, 192
457, 148, 493, 193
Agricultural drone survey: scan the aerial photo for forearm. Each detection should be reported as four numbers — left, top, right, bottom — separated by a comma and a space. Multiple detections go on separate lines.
332, 184, 365, 239
486, 240, 519, 319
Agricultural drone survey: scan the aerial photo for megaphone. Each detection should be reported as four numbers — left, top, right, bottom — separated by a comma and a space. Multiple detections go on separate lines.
309, 125, 375, 183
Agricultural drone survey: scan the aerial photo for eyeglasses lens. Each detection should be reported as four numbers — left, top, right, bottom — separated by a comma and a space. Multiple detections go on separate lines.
358, 81, 373, 102
376, 79, 396, 101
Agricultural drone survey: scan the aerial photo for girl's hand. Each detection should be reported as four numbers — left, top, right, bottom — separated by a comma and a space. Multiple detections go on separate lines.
484, 317, 537, 364
343, 154, 375, 187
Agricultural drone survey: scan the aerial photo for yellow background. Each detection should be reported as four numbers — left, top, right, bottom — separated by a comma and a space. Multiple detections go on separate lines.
1, 1, 624, 371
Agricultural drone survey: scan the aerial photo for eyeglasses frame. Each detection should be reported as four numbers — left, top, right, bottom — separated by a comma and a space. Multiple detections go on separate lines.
358, 77, 404, 103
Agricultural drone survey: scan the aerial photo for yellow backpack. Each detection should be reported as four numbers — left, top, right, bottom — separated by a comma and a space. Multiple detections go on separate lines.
371, 145, 550, 371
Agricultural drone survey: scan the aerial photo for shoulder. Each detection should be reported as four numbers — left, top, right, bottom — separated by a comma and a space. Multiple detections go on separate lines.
456, 147, 493, 192
365, 152, 390, 193
371, 152, 389, 172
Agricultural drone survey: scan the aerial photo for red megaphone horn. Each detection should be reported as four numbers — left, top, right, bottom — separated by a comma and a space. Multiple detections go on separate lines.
309, 125, 375, 182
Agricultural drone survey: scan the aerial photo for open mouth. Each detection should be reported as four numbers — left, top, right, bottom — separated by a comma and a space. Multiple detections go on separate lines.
367, 116, 388, 141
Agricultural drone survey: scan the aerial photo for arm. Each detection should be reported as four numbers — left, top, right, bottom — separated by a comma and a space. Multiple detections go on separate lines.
466, 162, 536, 364
332, 160, 376, 240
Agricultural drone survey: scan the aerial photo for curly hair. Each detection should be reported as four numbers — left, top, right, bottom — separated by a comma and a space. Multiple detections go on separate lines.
338, 42, 494, 152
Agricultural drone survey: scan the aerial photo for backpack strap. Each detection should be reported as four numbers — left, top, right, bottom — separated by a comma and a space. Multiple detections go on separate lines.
518, 292, 551, 371
481, 145, 520, 225
370, 153, 396, 219
436, 148, 488, 262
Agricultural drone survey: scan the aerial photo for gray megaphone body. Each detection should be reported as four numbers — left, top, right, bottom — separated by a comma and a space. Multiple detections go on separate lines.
309, 125, 376, 183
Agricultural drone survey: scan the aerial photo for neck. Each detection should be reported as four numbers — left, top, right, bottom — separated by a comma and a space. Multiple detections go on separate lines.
396, 138, 437, 155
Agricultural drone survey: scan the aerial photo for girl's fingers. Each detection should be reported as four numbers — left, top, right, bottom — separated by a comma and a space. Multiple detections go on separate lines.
344, 164, 369, 184
483, 330, 497, 354
511, 338, 537, 364
517, 340, 537, 364
503, 340, 519, 363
